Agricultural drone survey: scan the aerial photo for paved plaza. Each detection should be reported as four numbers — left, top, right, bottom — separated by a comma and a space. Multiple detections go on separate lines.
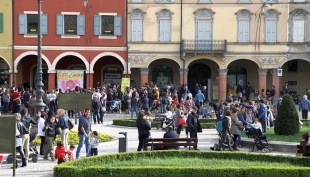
0, 111, 299, 177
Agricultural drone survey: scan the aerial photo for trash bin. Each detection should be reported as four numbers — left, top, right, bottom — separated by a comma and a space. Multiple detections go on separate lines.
119, 132, 127, 153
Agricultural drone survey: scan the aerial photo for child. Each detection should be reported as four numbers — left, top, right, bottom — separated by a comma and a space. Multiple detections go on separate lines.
54, 141, 67, 164
144, 111, 153, 126
89, 131, 99, 156
67, 144, 76, 161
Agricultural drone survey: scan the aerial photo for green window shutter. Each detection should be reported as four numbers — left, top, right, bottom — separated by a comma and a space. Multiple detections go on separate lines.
0, 13, 3, 33
114, 15, 122, 36
56, 14, 63, 35
19, 13, 26, 34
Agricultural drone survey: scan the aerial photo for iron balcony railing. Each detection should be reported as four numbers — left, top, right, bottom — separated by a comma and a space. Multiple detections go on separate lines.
181, 40, 227, 53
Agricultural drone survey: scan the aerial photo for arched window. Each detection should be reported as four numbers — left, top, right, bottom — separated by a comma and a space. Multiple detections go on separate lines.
236, 9, 253, 42
264, 9, 280, 42
152, 65, 173, 88
130, 9, 145, 42
156, 9, 174, 42
290, 9, 308, 42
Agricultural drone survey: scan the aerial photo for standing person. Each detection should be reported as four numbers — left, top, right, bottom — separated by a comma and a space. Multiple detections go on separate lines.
259, 100, 267, 133
14, 113, 27, 168
2, 89, 10, 114
230, 107, 242, 151
37, 111, 46, 155
299, 95, 310, 120
99, 96, 106, 124
76, 109, 92, 159
141, 94, 149, 113
245, 82, 252, 101
43, 114, 57, 161
194, 90, 205, 107
131, 94, 139, 119
175, 104, 185, 138
20, 108, 38, 162
186, 106, 199, 150
12, 88, 20, 114
89, 131, 99, 156
159, 92, 168, 114
92, 97, 100, 124
58, 109, 69, 150
218, 111, 233, 151
237, 107, 249, 148
258, 89, 266, 102
268, 85, 276, 106
282, 82, 289, 95
136, 111, 151, 151
54, 141, 67, 164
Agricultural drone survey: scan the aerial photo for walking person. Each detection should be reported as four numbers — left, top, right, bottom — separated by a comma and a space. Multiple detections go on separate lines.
43, 114, 57, 161
186, 106, 199, 150
131, 95, 139, 119
89, 131, 99, 156
37, 111, 46, 155
136, 111, 151, 151
92, 97, 100, 124
141, 94, 149, 113
259, 100, 267, 133
58, 109, 69, 150
99, 96, 106, 124
20, 108, 38, 162
14, 113, 27, 168
299, 95, 310, 120
231, 107, 242, 151
2, 89, 10, 114
76, 109, 92, 159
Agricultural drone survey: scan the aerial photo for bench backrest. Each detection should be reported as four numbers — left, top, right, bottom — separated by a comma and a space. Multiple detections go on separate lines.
296, 145, 310, 155
144, 138, 198, 151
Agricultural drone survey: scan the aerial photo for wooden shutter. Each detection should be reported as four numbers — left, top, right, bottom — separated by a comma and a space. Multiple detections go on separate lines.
56, 14, 63, 35
136, 20, 143, 41
18, 13, 26, 34
270, 21, 277, 42
77, 15, 85, 35
41, 14, 48, 35
238, 21, 243, 42
0, 13, 3, 33
114, 15, 122, 36
159, 20, 165, 41
293, 20, 305, 42
244, 21, 250, 42
94, 15, 101, 36
199, 0, 210, 2
159, 20, 170, 42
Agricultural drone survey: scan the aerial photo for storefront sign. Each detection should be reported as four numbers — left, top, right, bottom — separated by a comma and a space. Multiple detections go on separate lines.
121, 78, 130, 93
57, 70, 84, 91
105, 73, 121, 79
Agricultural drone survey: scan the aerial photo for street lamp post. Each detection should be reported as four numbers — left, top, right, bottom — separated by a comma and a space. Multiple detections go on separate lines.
33, 0, 46, 114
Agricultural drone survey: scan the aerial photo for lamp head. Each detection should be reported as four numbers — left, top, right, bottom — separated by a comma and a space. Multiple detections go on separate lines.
83, 0, 88, 7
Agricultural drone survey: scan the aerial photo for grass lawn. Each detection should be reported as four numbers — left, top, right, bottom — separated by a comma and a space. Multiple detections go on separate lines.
94, 157, 299, 168
242, 127, 310, 143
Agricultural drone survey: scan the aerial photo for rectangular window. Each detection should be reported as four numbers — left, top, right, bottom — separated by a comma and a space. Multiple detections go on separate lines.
131, 0, 143, 2
64, 15, 77, 35
27, 14, 38, 34
94, 15, 122, 36
155, 0, 175, 3
101, 16, 114, 35
265, 21, 277, 42
0, 13, 3, 33
293, 20, 305, 42
238, 21, 250, 42
19, 13, 48, 35
159, 20, 171, 42
131, 19, 143, 41
198, 0, 210, 2
294, 0, 305, 2
238, 0, 251, 2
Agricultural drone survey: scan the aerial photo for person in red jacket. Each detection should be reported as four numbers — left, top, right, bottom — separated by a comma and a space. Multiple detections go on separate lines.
54, 141, 67, 164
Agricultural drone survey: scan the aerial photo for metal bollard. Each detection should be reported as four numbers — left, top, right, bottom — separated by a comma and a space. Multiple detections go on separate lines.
119, 132, 128, 153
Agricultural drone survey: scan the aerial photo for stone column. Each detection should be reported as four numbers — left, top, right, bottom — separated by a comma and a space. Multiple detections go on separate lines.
218, 69, 228, 101
258, 69, 268, 94
140, 68, 149, 87
86, 73, 94, 89
48, 72, 56, 91
271, 69, 280, 99
179, 69, 188, 85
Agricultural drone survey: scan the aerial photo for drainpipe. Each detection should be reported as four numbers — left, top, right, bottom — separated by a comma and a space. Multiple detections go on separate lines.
179, 0, 185, 85
125, 0, 129, 78
12, 0, 15, 85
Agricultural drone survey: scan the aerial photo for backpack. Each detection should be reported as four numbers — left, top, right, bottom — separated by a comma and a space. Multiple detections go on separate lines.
216, 121, 223, 132
162, 96, 167, 104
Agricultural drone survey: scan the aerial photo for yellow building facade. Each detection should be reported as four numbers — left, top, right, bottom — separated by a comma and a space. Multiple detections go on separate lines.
128, 0, 310, 101
0, 0, 12, 85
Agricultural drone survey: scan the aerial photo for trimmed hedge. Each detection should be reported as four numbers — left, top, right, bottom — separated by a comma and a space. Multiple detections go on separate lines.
54, 151, 310, 177
113, 118, 217, 129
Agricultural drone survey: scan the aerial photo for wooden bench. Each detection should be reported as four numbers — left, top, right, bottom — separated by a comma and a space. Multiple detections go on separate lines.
153, 114, 166, 130
144, 138, 198, 151
296, 145, 310, 156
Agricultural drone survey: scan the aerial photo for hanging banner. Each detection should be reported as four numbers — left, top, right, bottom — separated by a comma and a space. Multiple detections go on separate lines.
121, 78, 130, 93
57, 70, 84, 92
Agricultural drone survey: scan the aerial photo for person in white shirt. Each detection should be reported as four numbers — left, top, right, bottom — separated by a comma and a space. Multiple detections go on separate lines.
37, 111, 46, 155
47, 89, 57, 113
251, 118, 262, 132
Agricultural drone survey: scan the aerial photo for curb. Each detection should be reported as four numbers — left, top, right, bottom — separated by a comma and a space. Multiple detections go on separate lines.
241, 138, 297, 153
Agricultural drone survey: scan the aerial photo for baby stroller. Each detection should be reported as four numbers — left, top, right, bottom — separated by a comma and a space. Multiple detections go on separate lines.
6, 132, 38, 163
162, 114, 176, 131
150, 100, 160, 114
109, 99, 121, 113
211, 123, 234, 151
245, 126, 273, 153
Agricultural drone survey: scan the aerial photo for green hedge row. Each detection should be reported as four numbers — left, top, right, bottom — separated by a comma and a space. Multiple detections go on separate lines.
54, 151, 310, 177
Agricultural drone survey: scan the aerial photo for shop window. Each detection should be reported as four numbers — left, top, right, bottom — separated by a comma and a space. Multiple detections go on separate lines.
152, 66, 173, 89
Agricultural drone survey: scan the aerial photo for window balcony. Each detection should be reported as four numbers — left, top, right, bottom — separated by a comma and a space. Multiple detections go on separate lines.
181, 40, 227, 54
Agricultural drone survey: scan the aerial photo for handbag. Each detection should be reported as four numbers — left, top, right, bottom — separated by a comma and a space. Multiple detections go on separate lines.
68, 119, 74, 130
101, 107, 106, 112
179, 117, 187, 125
237, 123, 244, 130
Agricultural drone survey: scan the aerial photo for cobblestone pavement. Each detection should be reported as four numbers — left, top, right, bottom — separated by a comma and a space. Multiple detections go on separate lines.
0, 109, 299, 177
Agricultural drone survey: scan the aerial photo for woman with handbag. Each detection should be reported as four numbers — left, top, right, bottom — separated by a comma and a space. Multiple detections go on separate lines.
231, 107, 242, 151
99, 96, 106, 124
175, 104, 186, 138
43, 114, 58, 161
136, 111, 151, 151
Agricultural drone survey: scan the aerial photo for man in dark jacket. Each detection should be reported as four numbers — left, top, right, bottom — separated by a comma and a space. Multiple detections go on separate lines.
218, 111, 233, 151
163, 126, 178, 149
186, 106, 199, 150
